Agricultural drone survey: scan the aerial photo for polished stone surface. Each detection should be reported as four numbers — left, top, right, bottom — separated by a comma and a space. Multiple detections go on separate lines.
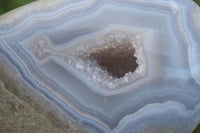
0, 0, 200, 133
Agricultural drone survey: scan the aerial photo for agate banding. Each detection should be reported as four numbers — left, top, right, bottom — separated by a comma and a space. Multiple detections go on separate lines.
0, 0, 200, 133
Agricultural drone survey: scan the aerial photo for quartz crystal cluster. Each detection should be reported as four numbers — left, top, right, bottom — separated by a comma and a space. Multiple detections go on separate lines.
0, 0, 200, 133
23, 27, 147, 91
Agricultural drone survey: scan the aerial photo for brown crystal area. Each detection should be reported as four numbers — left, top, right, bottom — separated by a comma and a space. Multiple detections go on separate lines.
90, 42, 138, 78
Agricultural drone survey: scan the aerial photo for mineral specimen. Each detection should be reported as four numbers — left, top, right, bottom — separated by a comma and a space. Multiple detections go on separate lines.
0, 0, 200, 133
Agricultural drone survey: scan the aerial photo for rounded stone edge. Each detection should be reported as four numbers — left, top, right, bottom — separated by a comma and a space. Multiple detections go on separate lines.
0, 49, 89, 133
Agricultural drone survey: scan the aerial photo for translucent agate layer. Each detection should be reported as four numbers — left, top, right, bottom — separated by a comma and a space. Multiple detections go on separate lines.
0, 0, 200, 132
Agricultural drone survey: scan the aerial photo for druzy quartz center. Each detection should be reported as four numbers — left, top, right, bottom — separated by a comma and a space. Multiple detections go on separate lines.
22, 27, 147, 91
89, 41, 138, 78
64, 28, 147, 90
0, 0, 200, 133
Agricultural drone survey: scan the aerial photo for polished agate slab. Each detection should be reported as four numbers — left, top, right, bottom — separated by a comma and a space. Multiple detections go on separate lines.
0, 0, 200, 132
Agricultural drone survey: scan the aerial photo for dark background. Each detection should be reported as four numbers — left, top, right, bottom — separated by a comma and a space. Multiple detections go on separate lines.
0, 0, 36, 15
